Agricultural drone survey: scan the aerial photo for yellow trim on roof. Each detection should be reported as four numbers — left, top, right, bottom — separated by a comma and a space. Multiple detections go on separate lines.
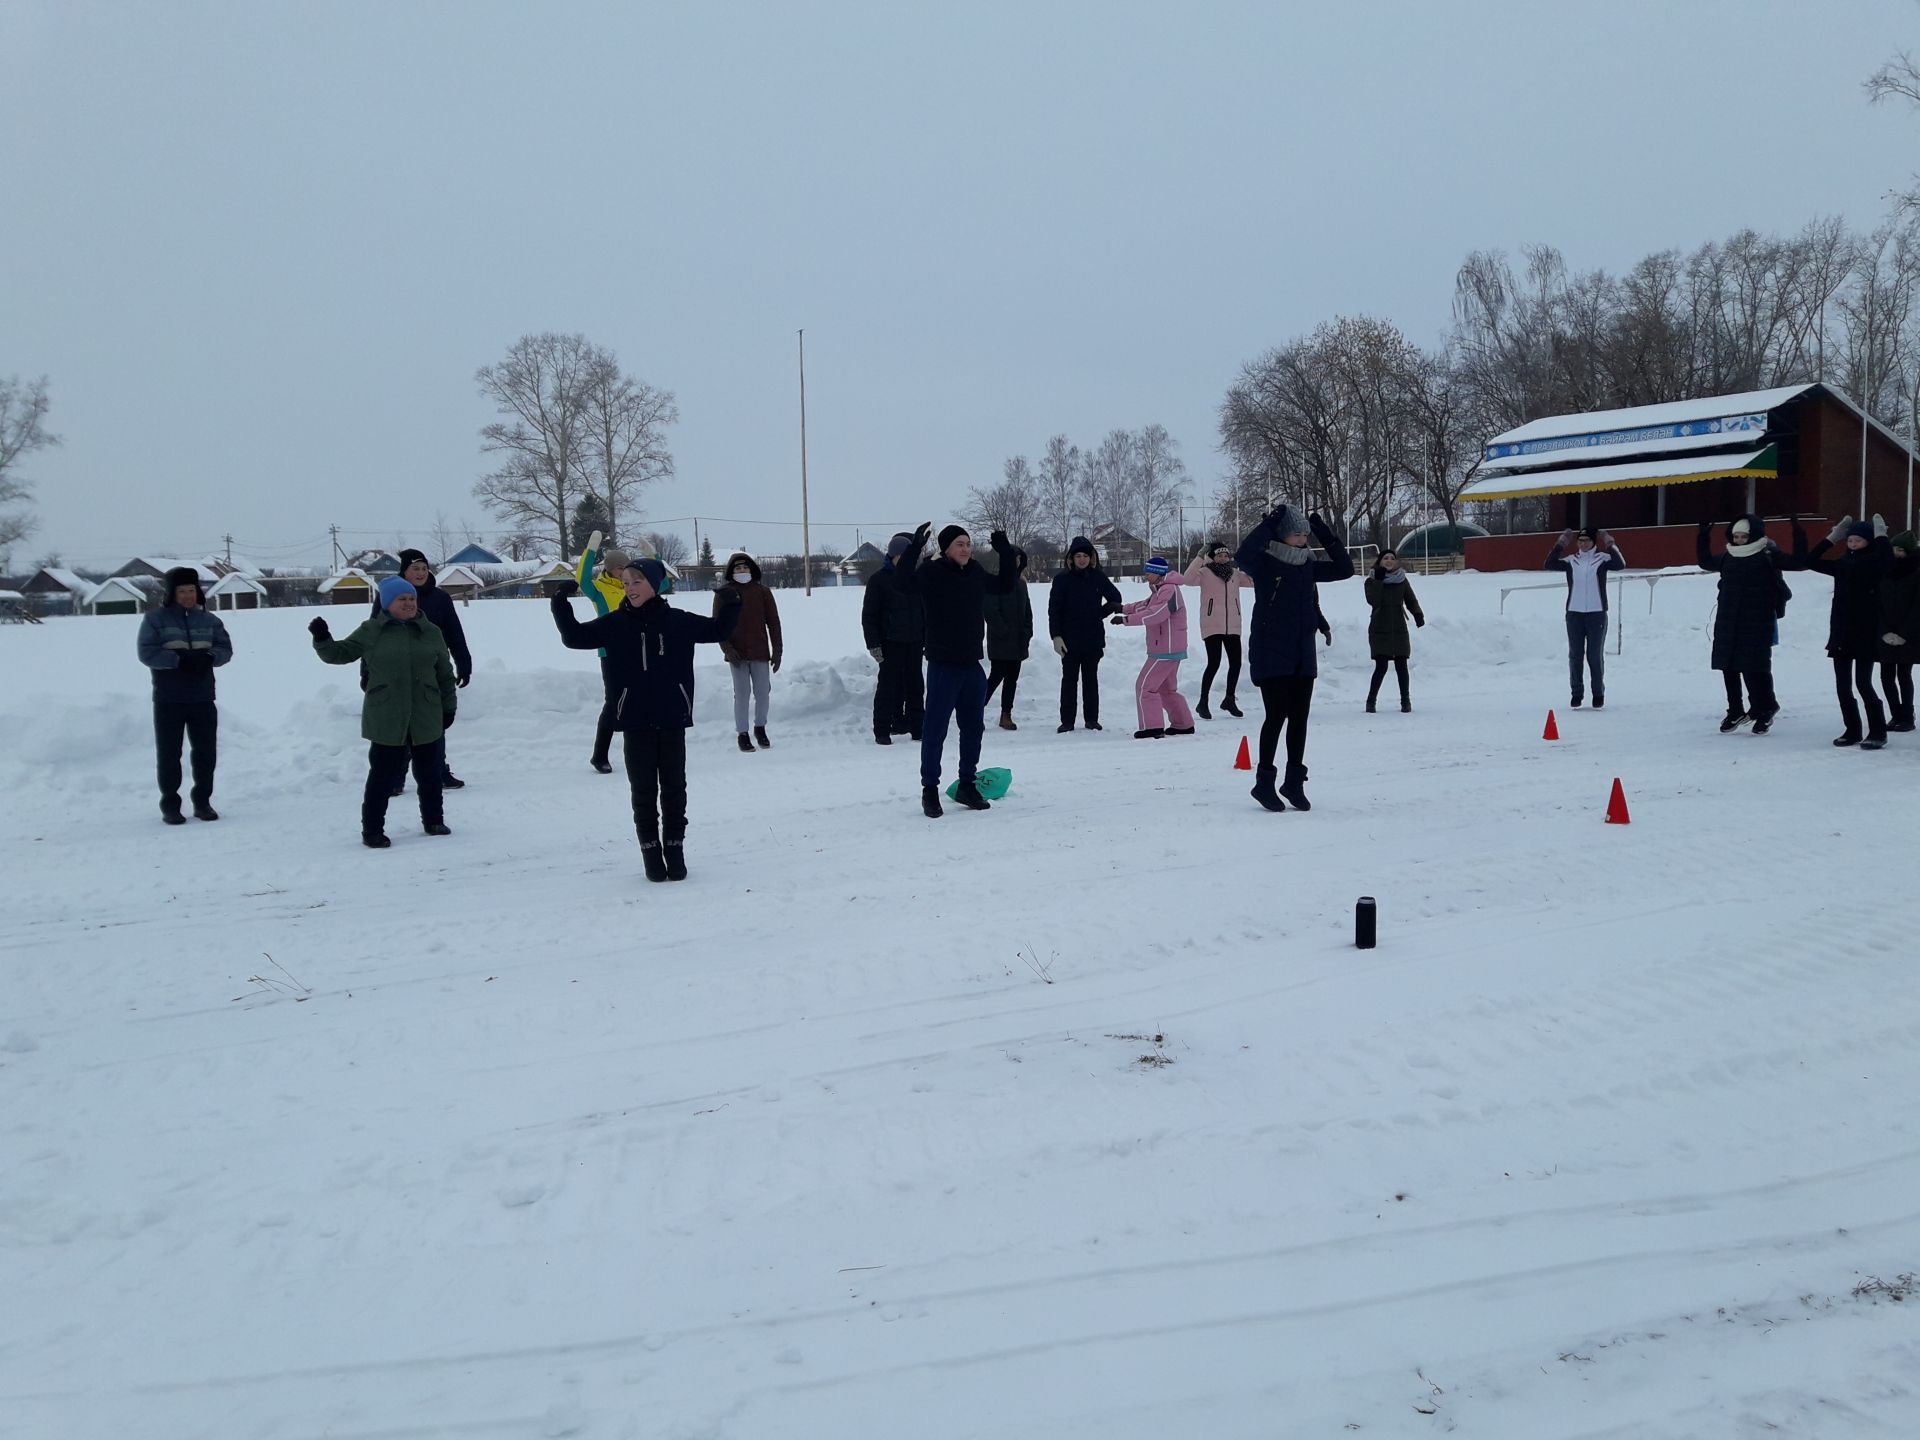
1484, 462, 1778, 501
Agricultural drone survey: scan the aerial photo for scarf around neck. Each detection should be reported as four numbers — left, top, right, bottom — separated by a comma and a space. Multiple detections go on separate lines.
1725, 536, 1770, 559
1266, 539, 1311, 567
1207, 561, 1234, 581
1376, 567, 1407, 585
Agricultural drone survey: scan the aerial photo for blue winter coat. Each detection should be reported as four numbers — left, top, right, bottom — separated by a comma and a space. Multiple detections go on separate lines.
1236, 511, 1354, 682
136, 604, 234, 703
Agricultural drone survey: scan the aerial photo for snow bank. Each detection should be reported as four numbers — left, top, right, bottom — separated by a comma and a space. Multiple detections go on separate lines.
4, 570, 1917, 1439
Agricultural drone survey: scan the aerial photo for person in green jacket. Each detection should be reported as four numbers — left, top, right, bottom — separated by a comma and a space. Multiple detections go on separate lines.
1363, 549, 1426, 713
310, 576, 459, 848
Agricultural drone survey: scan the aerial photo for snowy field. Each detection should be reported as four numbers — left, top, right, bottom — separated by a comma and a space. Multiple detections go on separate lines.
4, 568, 1919, 1440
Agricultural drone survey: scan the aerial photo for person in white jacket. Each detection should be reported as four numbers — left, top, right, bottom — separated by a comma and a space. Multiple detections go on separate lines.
1544, 526, 1626, 708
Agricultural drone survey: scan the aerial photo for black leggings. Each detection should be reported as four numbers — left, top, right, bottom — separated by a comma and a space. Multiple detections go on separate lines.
1200, 634, 1242, 703
1367, 657, 1409, 702
1833, 654, 1885, 737
1256, 676, 1314, 771
1880, 658, 1914, 717
1721, 667, 1777, 717
985, 657, 1023, 711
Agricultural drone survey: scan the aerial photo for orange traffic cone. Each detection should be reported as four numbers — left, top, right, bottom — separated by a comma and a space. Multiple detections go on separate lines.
1233, 735, 1252, 770
1543, 709, 1559, 741
1605, 777, 1631, 825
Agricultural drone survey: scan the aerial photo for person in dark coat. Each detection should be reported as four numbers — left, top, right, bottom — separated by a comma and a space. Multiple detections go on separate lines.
1236, 503, 1354, 812
551, 556, 741, 881
368, 549, 475, 791
981, 549, 1034, 730
312, 576, 457, 847
1876, 529, 1920, 733
1697, 514, 1798, 734
862, 532, 926, 745
893, 522, 1027, 818
1803, 514, 1893, 748
136, 565, 233, 823
1362, 549, 1425, 714
1046, 536, 1124, 732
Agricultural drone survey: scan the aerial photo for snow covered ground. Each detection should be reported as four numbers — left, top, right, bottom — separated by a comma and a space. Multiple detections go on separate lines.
3, 568, 1918, 1440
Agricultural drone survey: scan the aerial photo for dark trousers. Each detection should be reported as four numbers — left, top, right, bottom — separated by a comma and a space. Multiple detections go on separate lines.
1565, 611, 1607, 699
623, 726, 688, 843
1367, 656, 1410, 703
922, 660, 986, 788
875, 643, 925, 737
364, 737, 445, 836
1256, 676, 1314, 772
1879, 658, 1915, 721
154, 701, 217, 808
1059, 652, 1103, 725
592, 655, 618, 765
1833, 654, 1886, 738
1721, 667, 1777, 718
1200, 634, 1242, 705
985, 657, 1023, 712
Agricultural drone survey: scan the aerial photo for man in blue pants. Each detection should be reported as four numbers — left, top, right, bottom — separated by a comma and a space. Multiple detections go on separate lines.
893, 521, 1028, 818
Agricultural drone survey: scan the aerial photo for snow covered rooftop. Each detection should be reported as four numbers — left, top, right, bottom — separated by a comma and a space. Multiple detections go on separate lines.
1484, 385, 1812, 449
1462, 445, 1777, 501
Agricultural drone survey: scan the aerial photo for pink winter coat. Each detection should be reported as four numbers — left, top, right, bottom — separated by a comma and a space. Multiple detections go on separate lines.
1123, 576, 1189, 660
1183, 554, 1253, 638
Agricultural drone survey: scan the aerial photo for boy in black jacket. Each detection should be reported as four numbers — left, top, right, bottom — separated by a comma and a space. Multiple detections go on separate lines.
894, 522, 1027, 817
552, 557, 741, 881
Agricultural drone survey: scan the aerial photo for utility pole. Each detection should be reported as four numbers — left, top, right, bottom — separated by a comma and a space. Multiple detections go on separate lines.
222, 532, 234, 564
798, 329, 812, 596
329, 524, 343, 570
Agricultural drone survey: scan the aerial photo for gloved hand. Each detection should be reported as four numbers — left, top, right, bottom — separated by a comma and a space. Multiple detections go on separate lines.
1698, 518, 1712, 532
1828, 516, 1855, 546
772, 656, 782, 674
869, 646, 885, 662
308, 617, 331, 640
442, 711, 456, 730
910, 521, 933, 553
1597, 530, 1615, 551
1873, 513, 1888, 537
457, 674, 471, 689
1886, 633, 1907, 646
553, 579, 580, 600
1415, 615, 1425, 628
177, 651, 212, 674
1052, 636, 1068, 657
1109, 614, 1125, 627
1557, 528, 1576, 548
989, 529, 1009, 550
1319, 624, 1332, 647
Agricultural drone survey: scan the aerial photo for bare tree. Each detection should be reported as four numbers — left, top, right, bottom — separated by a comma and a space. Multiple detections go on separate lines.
638, 530, 691, 567
1033, 434, 1084, 550
428, 510, 459, 565
965, 455, 1044, 540
578, 350, 678, 540
473, 333, 599, 557
1130, 423, 1190, 556
0, 376, 58, 560
1869, 47, 1920, 215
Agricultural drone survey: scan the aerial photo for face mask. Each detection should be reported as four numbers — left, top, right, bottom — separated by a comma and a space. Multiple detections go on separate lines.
732, 570, 752, 584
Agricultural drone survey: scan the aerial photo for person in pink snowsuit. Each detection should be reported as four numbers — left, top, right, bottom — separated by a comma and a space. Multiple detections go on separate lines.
1112, 555, 1195, 738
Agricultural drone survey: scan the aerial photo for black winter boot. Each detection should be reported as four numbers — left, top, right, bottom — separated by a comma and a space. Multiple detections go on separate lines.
1197, 697, 1212, 720
921, 785, 944, 819
1221, 696, 1243, 718
663, 844, 688, 880
737, 732, 755, 753
640, 839, 669, 882
1400, 694, 1412, 713
953, 778, 992, 810
424, 822, 452, 836
1364, 697, 1376, 714
755, 726, 771, 749
193, 801, 220, 821
161, 796, 186, 825
1133, 727, 1165, 740
1250, 765, 1286, 812
1278, 763, 1312, 812
362, 832, 391, 849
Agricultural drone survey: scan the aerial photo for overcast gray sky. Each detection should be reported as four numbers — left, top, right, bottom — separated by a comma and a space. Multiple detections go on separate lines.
4, 0, 1916, 571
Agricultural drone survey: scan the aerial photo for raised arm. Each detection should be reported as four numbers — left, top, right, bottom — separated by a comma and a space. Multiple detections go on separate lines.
679, 592, 745, 645
1696, 521, 1722, 572
549, 584, 620, 650
986, 532, 1027, 594
1544, 530, 1574, 573
1309, 512, 1354, 582
312, 617, 380, 665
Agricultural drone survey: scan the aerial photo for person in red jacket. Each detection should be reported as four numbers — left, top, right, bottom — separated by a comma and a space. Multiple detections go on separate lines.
1113, 556, 1194, 738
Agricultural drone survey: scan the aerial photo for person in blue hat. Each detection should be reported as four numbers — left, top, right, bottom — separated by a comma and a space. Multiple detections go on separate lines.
551, 554, 741, 882
309, 575, 458, 847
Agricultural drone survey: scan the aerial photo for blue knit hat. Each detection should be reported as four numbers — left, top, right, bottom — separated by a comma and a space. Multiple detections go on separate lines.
1144, 556, 1171, 575
624, 555, 668, 593
377, 576, 417, 612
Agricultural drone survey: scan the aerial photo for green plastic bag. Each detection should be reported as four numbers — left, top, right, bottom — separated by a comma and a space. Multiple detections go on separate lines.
947, 766, 1012, 801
